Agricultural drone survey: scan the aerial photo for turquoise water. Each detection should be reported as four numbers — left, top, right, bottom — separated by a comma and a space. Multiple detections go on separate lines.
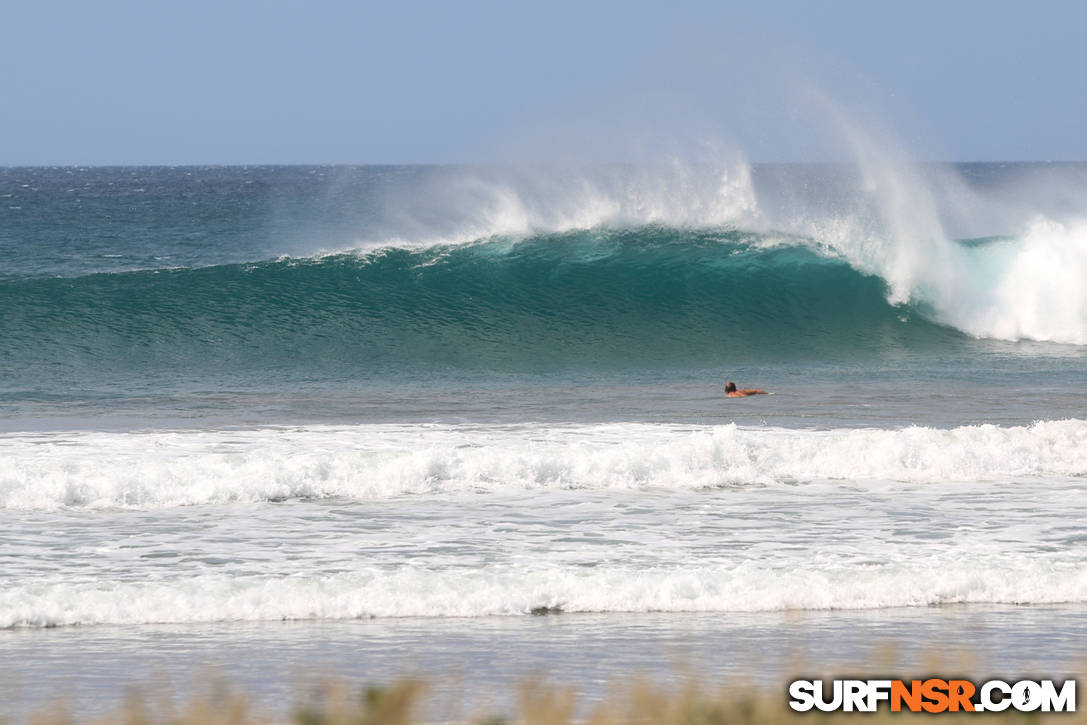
2, 165, 1084, 428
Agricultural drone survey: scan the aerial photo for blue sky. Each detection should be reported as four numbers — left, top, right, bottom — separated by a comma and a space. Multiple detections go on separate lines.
3, 1, 1085, 164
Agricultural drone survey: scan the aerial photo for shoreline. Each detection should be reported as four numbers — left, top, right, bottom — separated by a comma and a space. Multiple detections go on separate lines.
3, 605, 1084, 721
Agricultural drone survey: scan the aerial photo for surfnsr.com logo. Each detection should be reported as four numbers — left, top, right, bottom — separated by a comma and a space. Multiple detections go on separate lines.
788, 679, 1076, 713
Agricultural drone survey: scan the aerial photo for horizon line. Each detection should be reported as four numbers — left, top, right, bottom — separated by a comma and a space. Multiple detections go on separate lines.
3, 159, 1087, 169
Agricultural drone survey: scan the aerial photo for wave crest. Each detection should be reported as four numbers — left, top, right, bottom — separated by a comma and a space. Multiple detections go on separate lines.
0, 230, 964, 382
2, 223, 1083, 390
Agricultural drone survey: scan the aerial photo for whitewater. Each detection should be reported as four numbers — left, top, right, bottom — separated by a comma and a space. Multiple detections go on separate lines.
3, 426, 1086, 628
3, 420, 1087, 510
3, 416, 1086, 629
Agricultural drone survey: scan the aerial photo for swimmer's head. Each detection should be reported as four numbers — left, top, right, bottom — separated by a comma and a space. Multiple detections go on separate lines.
725, 382, 737, 393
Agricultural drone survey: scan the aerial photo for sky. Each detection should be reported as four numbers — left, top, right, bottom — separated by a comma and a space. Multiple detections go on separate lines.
2, 0, 1086, 165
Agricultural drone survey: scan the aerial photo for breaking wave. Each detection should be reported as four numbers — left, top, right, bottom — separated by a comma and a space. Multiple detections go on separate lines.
3, 420, 1085, 510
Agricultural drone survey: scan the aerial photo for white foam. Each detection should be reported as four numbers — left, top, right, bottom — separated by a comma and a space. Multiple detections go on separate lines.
783, 102, 1087, 345
813, 205, 1087, 346
946, 218, 1087, 344
4, 554, 1085, 628
2, 420, 1085, 511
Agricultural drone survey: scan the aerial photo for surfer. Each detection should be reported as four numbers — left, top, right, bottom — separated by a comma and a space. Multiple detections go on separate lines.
725, 381, 768, 398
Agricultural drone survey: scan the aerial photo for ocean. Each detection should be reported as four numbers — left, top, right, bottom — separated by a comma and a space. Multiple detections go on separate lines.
1, 163, 1085, 719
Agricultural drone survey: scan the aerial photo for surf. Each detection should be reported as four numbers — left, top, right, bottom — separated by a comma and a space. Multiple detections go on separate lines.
0, 228, 1028, 387
3, 420, 1086, 510
6, 554, 1087, 628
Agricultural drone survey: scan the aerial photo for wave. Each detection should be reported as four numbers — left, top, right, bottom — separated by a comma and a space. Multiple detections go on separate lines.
4, 554, 1086, 628
6, 162, 1087, 380
2, 420, 1084, 510
2, 223, 1083, 387
851, 216, 1087, 346
0, 229, 979, 381
371, 161, 1087, 347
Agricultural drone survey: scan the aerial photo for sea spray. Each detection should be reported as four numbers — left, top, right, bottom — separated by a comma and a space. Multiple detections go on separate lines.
10, 228, 1083, 394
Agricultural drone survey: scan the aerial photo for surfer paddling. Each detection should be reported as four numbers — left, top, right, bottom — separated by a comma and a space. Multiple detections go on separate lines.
725, 381, 768, 398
